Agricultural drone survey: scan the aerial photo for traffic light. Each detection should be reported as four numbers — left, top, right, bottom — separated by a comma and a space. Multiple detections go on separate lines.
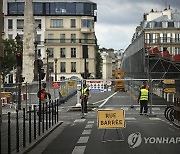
82, 45, 88, 58
39, 69, 45, 80
81, 72, 91, 79
16, 53, 22, 67
20, 75, 25, 82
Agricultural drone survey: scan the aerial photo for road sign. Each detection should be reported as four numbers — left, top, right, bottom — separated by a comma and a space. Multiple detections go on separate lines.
162, 79, 175, 84
1, 92, 11, 98
67, 81, 76, 87
98, 109, 125, 129
51, 82, 60, 89
163, 88, 176, 93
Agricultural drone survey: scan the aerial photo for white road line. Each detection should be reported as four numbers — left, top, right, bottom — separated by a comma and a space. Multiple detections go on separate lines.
77, 137, 89, 144
85, 124, 93, 129
125, 117, 136, 120
149, 118, 161, 120
99, 92, 117, 108
74, 119, 86, 123
88, 121, 94, 124
120, 107, 129, 111
82, 130, 91, 135
72, 146, 86, 154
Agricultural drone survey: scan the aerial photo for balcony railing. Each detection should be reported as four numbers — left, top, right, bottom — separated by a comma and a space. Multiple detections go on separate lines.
44, 39, 97, 44
145, 37, 180, 45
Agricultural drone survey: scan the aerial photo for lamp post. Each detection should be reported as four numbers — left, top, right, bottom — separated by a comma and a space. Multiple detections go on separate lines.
15, 33, 22, 110
54, 58, 58, 81
0, 0, 3, 122
33, 41, 38, 81
46, 49, 49, 82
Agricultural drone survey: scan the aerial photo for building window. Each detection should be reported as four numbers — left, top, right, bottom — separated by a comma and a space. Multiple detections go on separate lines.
71, 48, 76, 57
8, 19, 13, 29
71, 34, 76, 43
17, 19, 24, 29
48, 34, 54, 43
47, 48, 54, 58
162, 22, 168, 28
155, 22, 162, 28
34, 2, 43, 15
60, 62, 66, 72
71, 62, 76, 72
50, 19, 63, 28
81, 19, 94, 28
8, 34, 13, 39
60, 34, 65, 43
168, 22, 174, 28
35, 19, 41, 29
49, 62, 54, 72
174, 21, 180, 28
60, 48, 66, 58
175, 34, 180, 43
149, 22, 155, 28
36, 34, 41, 43
71, 19, 76, 28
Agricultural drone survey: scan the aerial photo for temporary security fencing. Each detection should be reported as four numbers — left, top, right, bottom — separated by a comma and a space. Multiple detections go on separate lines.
1, 99, 60, 154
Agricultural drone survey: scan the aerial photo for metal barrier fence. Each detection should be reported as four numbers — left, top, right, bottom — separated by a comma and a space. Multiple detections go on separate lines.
1, 99, 59, 154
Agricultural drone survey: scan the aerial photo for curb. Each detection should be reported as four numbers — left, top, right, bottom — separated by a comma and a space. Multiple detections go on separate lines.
12, 121, 63, 154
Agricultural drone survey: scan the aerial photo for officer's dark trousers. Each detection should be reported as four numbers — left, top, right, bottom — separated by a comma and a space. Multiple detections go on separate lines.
81, 97, 88, 113
140, 100, 148, 114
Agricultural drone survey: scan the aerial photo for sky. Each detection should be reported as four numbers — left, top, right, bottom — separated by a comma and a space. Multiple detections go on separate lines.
94, 0, 180, 51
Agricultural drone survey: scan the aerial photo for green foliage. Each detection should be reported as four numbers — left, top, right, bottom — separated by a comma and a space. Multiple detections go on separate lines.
95, 46, 102, 79
1, 39, 23, 81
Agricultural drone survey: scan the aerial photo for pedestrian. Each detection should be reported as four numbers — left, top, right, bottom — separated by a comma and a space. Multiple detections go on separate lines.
37, 83, 51, 102
80, 84, 90, 115
37, 83, 51, 117
140, 81, 149, 91
137, 85, 149, 115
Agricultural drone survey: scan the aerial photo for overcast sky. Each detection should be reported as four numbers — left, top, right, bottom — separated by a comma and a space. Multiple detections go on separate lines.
94, 0, 180, 51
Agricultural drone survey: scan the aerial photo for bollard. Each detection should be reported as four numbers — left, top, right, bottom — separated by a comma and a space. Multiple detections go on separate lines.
16, 110, 19, 152
38, 103, 41, 136
23, 108, 26, 147
34, 105, 36, 139
54, 100, 56, 124
46, 102, 48, 130
29, 107, 32, 143
8, 112, 11, 154
49, 101, 51, 128
42, 103, 45, 133
52, 102, 54, 126
57, 101, 59, 122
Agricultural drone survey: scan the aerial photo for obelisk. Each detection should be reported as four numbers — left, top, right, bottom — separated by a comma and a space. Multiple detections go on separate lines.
23, 0, 35, 83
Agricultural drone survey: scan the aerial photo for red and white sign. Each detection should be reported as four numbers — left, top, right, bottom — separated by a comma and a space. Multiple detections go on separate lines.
51, 82, 60, 89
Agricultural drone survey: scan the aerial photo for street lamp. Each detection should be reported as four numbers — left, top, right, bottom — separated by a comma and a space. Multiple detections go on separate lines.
46, 49, 49, 82
54, 58, 58, 81
33, 41, 38, 81
15, 33, 22, 110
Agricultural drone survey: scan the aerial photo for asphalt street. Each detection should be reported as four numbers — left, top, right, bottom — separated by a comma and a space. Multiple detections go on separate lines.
27, 91, 180, 154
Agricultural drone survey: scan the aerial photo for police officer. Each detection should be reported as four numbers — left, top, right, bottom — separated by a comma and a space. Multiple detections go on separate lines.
81, 84, 90, 114
138, 85, 149, 115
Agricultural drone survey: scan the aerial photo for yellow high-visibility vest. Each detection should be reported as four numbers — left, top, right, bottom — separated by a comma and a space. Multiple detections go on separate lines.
82, 88, 88, 96
140, 89, 148, 100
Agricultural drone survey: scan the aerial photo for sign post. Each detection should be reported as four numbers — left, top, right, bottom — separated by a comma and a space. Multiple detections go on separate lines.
98, 109, 125, 142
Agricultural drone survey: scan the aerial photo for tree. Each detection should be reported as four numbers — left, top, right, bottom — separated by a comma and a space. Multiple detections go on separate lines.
95, 46, 102, 79
1, 39, 23, 82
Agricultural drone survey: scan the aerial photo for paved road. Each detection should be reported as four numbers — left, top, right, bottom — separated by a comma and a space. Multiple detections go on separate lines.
27, 91, 180, 154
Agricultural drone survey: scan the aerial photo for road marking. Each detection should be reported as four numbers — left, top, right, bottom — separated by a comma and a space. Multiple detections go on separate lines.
125, 117, 136, 120
74, 119, 86, 123
149, 118, 161, 120
121, 107, 129, 110
85, 124, 93, 129
77, 137, 89, 144
82, 130, 91, 135
99, 92, 117, 108
88, 121, 94, 124
72, 146, 86, 154
152, 107, 160, 110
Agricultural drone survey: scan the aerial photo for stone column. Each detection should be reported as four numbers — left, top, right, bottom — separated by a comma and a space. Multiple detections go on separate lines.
23, 0, 35, 83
